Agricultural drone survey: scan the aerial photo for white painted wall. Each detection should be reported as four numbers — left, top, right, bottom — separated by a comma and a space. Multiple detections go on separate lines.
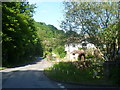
65, 43, 96, 52
65, 42, 96, 60
65, 43, 82, 52
87, 43, 96, 49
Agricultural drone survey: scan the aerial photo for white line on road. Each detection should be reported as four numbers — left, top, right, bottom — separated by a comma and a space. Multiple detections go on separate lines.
57, 83, 65, 88
60, 86, 65, 88
57, 83, 62, 86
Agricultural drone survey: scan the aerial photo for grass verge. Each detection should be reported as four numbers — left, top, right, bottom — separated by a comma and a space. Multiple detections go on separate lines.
0, 67, 6, 70
44, 61, 114, 86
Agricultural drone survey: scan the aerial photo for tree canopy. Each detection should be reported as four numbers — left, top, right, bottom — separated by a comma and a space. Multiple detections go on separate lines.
2, 2, 43, 66
61, 1, 120, 60
35, 22, 66, 58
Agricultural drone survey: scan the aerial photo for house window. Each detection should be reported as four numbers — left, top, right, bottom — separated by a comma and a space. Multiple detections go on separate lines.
82, 43, 87, 46
82, 43, 87, 49
73, 53, 75, 55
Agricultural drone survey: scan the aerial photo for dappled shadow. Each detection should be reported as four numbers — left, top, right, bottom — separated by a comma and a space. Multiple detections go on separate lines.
2, 69, 119, 89
2, 70, 59, 88
7, 57, 44, 68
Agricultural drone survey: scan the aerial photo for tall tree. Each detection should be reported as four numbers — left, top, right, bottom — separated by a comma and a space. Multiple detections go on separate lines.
2, 2, 43, 66
35, 22, 66, 58
61, 1, 119, 60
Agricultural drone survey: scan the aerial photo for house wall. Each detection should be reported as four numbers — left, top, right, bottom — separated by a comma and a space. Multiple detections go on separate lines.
87, 43, 96, 49
70, 53, 79, 60
65, 43, 82, 52
65, 42, 96, 60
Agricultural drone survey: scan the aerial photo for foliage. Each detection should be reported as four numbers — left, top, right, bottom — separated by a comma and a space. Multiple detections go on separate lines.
0, 67, 6, 70
2, 2, 66, 67
35, 22, 66, 59
73, 61, 93, 69
86, 56, 94, 59
45, 61, 113, 85
73, 61, 103, 79
45, 62, 93, 82
85, 48, 94, 57
78, 48, 83, 50
53, 46, 66, 58
61, 1, 119, 60
2, 2, 43, 66
46, 53, 52, 61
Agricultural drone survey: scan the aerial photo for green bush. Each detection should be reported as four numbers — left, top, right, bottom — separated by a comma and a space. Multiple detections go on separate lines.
59, 53, 66, 58
86, 55, 94, 59
45, 61, 105, 83
85, 48, 94, 57
53, 46, 66, 58
78, 48, 83, 50
46, 52, 52, 60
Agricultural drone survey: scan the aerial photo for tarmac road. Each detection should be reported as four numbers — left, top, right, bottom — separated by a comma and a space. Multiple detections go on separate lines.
1, 57, 60, 88
1, 57, 119, 89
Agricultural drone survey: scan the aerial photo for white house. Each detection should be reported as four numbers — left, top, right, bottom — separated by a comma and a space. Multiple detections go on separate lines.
65, 37, 96, 61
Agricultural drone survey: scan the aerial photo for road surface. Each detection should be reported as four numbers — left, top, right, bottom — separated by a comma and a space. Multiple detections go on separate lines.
1, 57, 60, 88
1, 57, 119, 89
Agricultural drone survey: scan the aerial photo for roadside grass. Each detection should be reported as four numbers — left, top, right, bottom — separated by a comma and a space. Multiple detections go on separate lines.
0, 67, 6, 70
44, 61, 114, 85
85, 58, 105, 63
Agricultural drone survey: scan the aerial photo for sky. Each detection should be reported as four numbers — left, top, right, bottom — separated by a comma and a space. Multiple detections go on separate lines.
28, 0, 65, 30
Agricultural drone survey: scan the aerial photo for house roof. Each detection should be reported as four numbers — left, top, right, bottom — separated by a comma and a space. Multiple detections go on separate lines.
65, 34, 94, 45
66, 37, 89, 44
71, 50, 85, 54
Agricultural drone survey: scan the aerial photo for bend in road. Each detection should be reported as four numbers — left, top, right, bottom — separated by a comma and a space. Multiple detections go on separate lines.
2, 58, 59, 88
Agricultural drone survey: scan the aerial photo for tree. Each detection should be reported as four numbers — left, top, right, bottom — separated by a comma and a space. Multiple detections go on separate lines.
2, 2, 43, 66
35, 22, 66, 58
61, 1, 119, 60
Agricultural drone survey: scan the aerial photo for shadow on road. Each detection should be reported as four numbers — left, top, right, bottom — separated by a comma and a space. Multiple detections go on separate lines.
2, 69, 59, 88
2, 70, 120, 89
7, 57, 44, 69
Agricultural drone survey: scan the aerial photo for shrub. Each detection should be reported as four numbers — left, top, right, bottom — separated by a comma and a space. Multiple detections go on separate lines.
73, 61, 93, 69
86, 55, 94, 59
46, 52, 52, 60
78, 48, 83, 50
85, 48, 94, 57
45, 61, 104, 83
59, 52, 66, 58
94, 49, 103, 59
53, 46, 66, 58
